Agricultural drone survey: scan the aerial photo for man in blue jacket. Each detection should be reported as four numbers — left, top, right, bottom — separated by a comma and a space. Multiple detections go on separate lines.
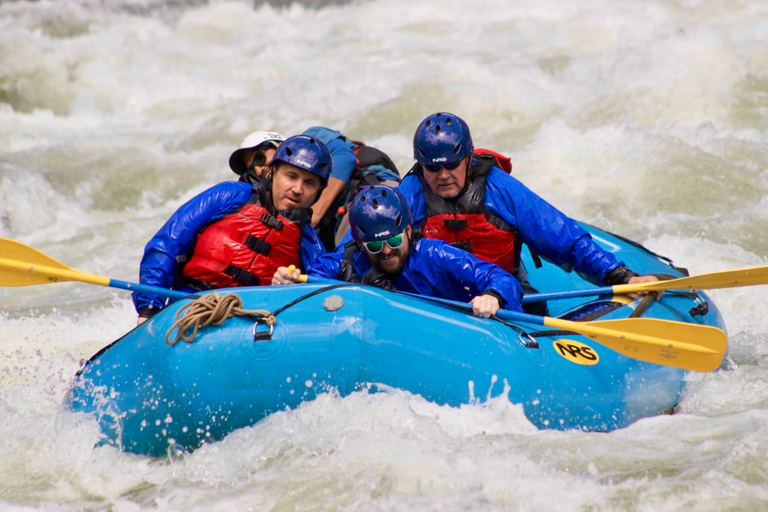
399, 112, 659, 312
133, 135, 331, 324
272, 185, 524, 317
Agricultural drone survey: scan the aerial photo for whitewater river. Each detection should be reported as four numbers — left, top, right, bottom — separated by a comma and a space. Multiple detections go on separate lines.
1, 0, 768, 510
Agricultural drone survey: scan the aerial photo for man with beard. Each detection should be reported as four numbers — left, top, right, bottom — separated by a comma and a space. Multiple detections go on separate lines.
272, 185, 524, 318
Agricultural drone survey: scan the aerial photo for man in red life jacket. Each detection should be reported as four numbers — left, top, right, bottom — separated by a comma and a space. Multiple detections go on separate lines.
132, 135, 330, 325
397, 112, 659, 313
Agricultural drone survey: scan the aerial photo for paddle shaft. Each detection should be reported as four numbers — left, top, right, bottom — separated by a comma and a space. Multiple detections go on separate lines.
522, 265, 768, 302
0, 257, 192, 300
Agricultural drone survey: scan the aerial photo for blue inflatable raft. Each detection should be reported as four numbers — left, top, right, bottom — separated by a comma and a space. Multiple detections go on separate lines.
65, 224, 727, 457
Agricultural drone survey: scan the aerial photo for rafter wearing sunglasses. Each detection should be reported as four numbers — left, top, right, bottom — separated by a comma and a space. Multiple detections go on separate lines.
362, 233, 405, 254
421, 160, 462, 173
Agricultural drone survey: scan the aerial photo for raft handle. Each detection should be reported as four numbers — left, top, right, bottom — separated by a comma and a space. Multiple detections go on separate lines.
689, 296, 709, 317
518, 331, 539, 349
253, 320, 274, 341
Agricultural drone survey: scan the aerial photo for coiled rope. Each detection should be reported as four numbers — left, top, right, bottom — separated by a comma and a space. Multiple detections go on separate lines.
165, 292, 273, 345
163, 282, 358, 346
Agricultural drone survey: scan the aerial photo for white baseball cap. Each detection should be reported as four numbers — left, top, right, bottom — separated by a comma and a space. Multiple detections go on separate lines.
229, 130, 286, 175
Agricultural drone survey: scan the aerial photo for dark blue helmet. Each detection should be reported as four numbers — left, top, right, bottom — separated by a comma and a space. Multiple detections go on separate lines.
272, 135, 333, 184
413, 112, 474, 167
349, 185, 413, 242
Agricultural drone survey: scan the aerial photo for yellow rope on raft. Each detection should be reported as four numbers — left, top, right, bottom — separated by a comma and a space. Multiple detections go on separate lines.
165, 292, 274, 345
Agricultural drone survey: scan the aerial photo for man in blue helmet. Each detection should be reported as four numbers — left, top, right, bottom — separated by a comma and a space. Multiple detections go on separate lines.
272, 185, 524, 318
398, 112, 659, 312
133, 135, 331, 324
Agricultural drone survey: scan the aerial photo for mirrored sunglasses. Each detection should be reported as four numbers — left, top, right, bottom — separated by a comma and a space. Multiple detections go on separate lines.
362, 233, 405, 254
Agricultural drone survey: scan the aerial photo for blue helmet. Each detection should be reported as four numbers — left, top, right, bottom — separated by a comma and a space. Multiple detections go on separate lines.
271, 135, 333, 184
349, 185, 413, 242
413, 112, 474, 166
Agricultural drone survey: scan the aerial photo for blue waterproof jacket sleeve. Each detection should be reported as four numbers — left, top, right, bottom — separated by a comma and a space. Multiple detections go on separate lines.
133, 182, 253, 312
397, 167, 623, 286
396, 239, 523, 311
482, 168, 622, 285
307, 238, 523, 311
299, 224, 327, 270
302, 126, 357, 183
307, 250, 345, 280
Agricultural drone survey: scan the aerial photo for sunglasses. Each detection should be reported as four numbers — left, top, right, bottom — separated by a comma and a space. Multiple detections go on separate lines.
251, 150, 269, 169
251, 143, 279, 169
362, 233, 405, 254
421, 160, 462, 173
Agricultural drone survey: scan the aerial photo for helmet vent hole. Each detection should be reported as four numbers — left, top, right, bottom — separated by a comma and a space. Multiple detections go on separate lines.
395, 214, 402, 226
285, 148, 293, 156
381, 189, 388, 197
358, 226, 367, 235
372, 199, 379, 209
318, 163, 327, 169
435, 125, 441, 135
309, 138, 316, 144
453, 144, 461, 155
425, 120, 432, 127
446, 118, 452, 126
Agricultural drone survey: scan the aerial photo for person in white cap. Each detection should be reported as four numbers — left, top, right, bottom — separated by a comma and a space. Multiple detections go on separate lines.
228, 130, 286, 178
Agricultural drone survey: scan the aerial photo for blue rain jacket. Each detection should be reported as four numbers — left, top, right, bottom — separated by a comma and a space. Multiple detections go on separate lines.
308, 237, 524, 312
132, 181, 325, 312
397, 163, 624, 286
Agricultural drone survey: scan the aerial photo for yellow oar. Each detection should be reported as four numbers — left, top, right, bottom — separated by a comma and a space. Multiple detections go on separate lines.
522, 265, 768, 303
289, 267, 728, 373
0, 238, 191, 300
533, 315, 726, 373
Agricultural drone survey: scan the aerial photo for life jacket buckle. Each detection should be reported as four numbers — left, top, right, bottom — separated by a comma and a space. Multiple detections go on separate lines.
260, 213, 284, 231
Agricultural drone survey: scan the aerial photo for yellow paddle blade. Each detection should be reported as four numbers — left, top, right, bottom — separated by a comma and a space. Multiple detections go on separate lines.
543, 316, 727, 372
0, 238, 109, 287
613, 265, 768, 294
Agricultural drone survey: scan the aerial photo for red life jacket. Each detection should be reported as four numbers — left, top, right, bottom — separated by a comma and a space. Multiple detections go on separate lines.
417, 153, 521, 274
181, 189, 311, 289
473, 148, 512, 173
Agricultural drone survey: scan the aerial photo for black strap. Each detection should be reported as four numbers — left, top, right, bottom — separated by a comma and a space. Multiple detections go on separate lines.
245, 235, 272, 256
338, 240, 360, 282
223, 265, 261, 286
260, 213, 283, 231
